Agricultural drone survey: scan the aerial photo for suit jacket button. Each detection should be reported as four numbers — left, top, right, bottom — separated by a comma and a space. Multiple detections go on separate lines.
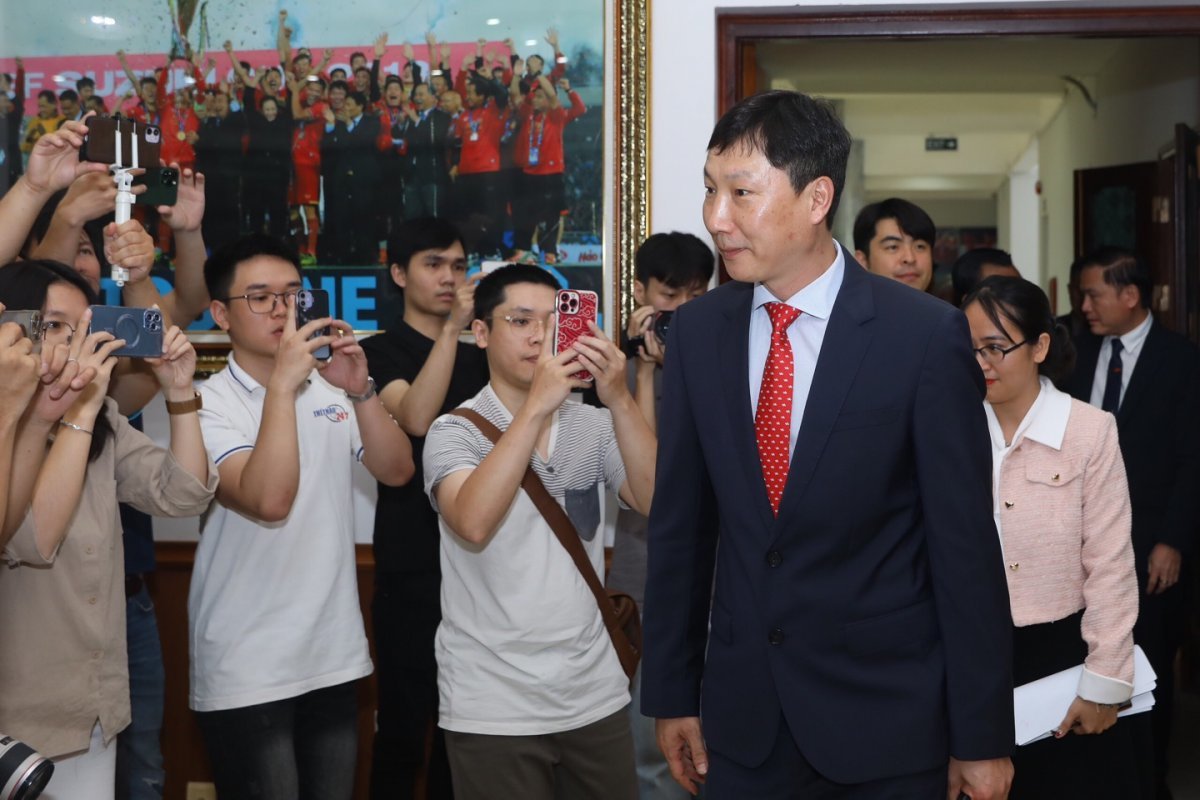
768, 628, 785, 645
767, 550, 782, 568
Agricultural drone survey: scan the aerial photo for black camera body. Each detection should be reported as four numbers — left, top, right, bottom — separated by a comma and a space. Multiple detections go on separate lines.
651, 310, 673, 344
89, 306, 164, 358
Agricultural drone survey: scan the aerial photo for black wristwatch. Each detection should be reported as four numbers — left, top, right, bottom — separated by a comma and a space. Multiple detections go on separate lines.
346, 377, 377, 403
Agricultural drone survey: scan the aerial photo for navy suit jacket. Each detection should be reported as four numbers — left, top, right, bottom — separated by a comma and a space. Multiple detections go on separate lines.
640, 252, 1014, 783
1065, 322, 1200, 567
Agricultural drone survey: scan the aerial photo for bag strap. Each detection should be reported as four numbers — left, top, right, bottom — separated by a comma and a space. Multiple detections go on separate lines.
450, 408, 636, 655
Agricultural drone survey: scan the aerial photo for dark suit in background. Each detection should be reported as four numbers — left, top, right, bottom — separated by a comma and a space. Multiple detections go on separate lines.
195, 111, 246, 254
1067, 321, 1200, 795
322, 113, 381, 265
642, 254, 1015, 793
401, 107, 451, 219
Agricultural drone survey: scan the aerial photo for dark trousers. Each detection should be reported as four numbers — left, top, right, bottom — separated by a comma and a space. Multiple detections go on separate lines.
453, 171, 504, 256
202, 175, 242, 255
370, 572, 452, 800
706, 713, 946, 799
244, 174, 289, 241
195, 680, 359, 800
514, 172, 565, 252
1134, 569, 1188, 798
443, 708, 637, 800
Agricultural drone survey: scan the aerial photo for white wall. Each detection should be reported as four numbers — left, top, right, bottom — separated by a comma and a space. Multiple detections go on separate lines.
1035, 37, 1200, 294
649, 0, 1198, 247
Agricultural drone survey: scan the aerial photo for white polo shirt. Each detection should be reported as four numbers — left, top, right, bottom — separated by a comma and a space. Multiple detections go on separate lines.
424, 385, 631, 735
190, 353, 373, 712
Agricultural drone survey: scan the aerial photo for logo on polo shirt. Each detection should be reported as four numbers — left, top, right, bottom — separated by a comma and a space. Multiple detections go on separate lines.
313, 404, 350, 422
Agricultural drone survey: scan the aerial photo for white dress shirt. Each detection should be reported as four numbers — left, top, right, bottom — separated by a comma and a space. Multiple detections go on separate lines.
1088, 311, 1152, 409
748, 246, 845, 464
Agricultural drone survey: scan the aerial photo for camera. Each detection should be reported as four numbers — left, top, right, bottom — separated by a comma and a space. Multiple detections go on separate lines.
0, 734, 54, 799
652, 310, 673, 344
89, 306, 165, 358
0, 310, 43, 354
558, 291, 582, 315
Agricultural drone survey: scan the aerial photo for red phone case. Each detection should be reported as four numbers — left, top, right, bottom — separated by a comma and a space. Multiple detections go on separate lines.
553, 289, 599, 382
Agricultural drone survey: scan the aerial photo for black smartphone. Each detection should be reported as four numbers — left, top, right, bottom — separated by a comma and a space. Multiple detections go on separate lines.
133, 166, 179, 206
0, 310, 43, 353
295, 289, 332, 361
81, 116, 162, 168
89, 305, 164, 358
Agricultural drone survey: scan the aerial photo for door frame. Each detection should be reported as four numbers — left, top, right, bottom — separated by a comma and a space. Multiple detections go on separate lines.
716, 6, 1200, 116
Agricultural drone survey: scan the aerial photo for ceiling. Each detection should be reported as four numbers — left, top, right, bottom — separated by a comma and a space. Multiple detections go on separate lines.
755, 37, 1179, 201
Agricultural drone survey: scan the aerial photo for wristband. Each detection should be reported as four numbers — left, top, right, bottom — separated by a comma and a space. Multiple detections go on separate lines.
59, 419, 93, 436
166, 391, 203, 415
346, 376, 377, 404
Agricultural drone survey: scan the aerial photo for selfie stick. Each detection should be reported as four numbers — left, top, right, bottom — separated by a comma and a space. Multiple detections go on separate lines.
109, 117, 137, 287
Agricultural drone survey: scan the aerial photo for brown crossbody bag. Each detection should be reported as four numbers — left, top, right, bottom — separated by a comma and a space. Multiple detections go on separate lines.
450, 408, 642, 681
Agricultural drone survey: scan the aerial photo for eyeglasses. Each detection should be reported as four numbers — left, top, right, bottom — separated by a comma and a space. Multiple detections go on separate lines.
41, 319, 76, 345
491, 313, 551, 333
221, 290, 299, 315
973, 340, 1029, 364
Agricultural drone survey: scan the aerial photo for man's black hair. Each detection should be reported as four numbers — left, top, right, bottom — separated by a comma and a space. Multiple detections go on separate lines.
474, 265, 560, 325
707, 90, 851, 229
37, 89, 56, 104
350, 51, 367, 64
59, 89, 79, 103
951, 247, 1015, 306
852, 198, 936, 254
239, 60, 252, 73
139, 76, 157, 89
635, 232, 714, 289
384, 75, 403, 87
1077, 246, 1152, 309
0, 259, 112, 461
386, 218, 463, 284
354, 66, 372, 78
205, 233, 301, 303
328, 79, 350, 94
76, 76, 95, 91
347, 91, 368, 109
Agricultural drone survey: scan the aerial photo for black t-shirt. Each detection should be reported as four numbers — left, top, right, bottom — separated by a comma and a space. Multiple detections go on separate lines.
362, 319, 489, 575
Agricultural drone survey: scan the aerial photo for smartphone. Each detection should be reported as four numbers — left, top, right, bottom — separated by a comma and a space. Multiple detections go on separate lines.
89, 305, 164, 358
0, 310, 43, 354
553, 289, 599, 382
80, 116, 163, 168
133, 166, 179, 206
295, 289, 332, 361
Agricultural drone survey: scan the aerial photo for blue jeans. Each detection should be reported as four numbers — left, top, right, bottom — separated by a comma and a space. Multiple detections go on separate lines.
116, 583, 165, 800
194, 680, 359, 800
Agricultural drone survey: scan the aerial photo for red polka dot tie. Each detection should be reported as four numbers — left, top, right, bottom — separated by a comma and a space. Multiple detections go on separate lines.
756, 302, 802, 516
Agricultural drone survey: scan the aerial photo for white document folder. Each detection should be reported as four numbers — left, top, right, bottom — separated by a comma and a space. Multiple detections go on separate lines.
1013, 644, 1156, 746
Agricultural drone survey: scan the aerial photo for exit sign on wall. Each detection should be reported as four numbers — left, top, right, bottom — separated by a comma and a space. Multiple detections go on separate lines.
925, 137, 959, 151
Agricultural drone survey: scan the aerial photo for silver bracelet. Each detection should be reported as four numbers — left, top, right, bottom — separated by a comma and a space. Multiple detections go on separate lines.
58, 419, 93, 436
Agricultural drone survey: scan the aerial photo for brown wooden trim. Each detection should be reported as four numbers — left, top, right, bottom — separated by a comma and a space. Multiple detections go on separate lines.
716, 6, 1200, 115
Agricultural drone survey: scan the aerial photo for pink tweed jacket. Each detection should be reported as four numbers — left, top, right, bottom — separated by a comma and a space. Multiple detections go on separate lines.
991, 383, 1138, 703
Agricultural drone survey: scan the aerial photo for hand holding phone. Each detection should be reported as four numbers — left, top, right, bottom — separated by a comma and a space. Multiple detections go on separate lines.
88, 305, 165, 358
295, 289, 332, 361
552, 289, 599, 382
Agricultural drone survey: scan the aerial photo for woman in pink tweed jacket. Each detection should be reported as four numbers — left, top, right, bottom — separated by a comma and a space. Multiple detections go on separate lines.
963, 276, 1141, 799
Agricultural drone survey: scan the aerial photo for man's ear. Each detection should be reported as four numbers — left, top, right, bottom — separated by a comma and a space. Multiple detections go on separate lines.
633, 280, 646, 306
1121, 285, 1142, 311
853, 249, 870, 269
471, 318, 489, 349
807, 176, 836, 227
390, 263, 407, 290
210, 300, 231, 332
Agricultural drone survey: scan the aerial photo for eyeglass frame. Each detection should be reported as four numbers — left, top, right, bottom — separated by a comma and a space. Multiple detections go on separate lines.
972, 339, 1029, 363
40, 318, 77, 345
487, 312, 553, 333
219, 289, 300, 315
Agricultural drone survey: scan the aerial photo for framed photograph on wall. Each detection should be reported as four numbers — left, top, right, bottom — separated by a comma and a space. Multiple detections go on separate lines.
0, 0, 647, 371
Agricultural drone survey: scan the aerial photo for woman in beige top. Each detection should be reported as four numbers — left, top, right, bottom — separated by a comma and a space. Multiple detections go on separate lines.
963, 275, 1142, 799
0, 260, 217, 800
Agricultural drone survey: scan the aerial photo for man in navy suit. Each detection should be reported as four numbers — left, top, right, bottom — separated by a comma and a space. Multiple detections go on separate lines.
1065, 247, 1200, 799
640, 91, 1015, 798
